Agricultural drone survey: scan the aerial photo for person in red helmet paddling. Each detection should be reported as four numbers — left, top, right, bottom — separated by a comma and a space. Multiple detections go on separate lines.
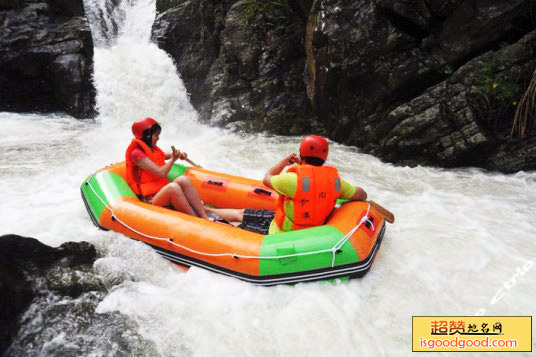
207, 135, 367, 234
126, 118, 210, 220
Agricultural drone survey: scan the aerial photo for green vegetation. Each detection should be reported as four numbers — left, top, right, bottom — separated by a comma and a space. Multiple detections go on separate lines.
470, 62, 523, 138
478, 63, 521, 103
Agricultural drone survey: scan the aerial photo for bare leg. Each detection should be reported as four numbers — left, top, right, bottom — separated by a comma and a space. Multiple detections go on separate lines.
152, 182, 197, 216
205, 207, 245, 223
174, 176, 209, 220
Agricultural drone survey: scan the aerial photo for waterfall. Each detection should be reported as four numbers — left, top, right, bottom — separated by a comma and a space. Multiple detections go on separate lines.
1, 0, 535, 355
83, 0, 201, 136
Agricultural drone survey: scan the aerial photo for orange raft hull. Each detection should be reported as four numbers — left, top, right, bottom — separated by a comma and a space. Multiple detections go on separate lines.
81, 162, 386, 285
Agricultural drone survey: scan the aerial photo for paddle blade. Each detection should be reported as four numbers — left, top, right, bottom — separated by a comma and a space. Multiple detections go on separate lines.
368, 200, 395, 224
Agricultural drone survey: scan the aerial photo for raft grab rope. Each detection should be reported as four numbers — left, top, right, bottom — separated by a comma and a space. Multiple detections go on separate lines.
86, 179, 374, 268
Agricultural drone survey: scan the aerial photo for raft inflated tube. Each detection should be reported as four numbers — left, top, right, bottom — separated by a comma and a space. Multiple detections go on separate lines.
81, 162, 386, 285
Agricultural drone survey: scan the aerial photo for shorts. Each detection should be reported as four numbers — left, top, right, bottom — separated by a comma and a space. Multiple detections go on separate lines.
238, 209, 275, 235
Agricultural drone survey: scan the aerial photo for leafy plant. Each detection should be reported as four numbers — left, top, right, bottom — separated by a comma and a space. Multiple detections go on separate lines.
478, 63, 521, 102
470, 62, 522, 137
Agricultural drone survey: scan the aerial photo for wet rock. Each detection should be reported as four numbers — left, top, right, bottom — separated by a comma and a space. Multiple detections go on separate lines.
370, 30, 536, 172
153, 0, 228, 118
0, 235, 97, 355
304, 0, 536, 172
153, 0, 315, 133
0, 0, 95, 118
153, 0, 536, 172
308, 0, 531, 136
485, 137, 536, 173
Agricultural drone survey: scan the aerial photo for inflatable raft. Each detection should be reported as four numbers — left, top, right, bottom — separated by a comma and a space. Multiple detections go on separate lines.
81, 162, 386, 285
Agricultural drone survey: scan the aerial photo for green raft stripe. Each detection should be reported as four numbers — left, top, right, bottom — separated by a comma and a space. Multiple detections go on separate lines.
167, 163, 189, 181
81, 171, 136, 222
259, 225, 359, 276
82, 163, 188, 222
83, 164, 359, 277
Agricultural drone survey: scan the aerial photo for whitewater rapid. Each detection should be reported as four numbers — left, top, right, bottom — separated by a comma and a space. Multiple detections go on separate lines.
1, 0, 535, 355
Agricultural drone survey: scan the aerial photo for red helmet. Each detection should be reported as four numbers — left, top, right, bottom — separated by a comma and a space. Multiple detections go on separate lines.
132, 117, 158, 139
299, 135, 329, 162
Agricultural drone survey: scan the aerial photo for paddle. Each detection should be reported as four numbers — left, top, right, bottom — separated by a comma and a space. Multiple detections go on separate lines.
367, 200, 395, 224
185, 158, 202, 168
171, 145, 203, 168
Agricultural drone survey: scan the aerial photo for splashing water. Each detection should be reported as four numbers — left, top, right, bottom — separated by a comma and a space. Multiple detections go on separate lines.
1, 0, 535, 355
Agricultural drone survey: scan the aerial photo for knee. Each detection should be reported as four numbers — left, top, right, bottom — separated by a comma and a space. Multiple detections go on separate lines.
168, 182, 185, 197
233, 209, 246, 222
174, 176, 193, 187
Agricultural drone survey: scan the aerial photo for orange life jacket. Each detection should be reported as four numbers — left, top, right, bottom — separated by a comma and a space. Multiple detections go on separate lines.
125, 139, 169, 197
274, 165, 341, 231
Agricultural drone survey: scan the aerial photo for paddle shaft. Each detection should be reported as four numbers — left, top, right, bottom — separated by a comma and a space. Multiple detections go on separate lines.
171, 145, 202, 168
185, 158, 202, 168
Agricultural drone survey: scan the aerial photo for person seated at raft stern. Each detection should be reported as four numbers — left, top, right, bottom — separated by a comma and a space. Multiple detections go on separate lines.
125, 117, 210, 220
206, 135, 368, 234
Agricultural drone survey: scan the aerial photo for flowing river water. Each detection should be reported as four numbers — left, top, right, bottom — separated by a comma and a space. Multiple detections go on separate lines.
1, 0, 535, 355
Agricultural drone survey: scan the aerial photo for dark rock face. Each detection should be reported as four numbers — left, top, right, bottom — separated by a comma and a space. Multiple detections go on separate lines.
154, 0, 536, 173
373, 31, 536, 171
0, 0, 95, 118
0, 235, 97, 355
153, 1, 230, 119
309, 0, 536, 172
153, 0, 314, 134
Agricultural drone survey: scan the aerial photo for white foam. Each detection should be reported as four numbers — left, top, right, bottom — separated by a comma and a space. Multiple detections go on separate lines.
1, 0, 535, 354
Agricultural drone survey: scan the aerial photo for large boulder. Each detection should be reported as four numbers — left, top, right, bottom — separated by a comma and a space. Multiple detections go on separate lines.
308, 0, 536, 172
154, 0, 536, 172
153, 0, 314, 133
372, 31, 536, 171
0, 235, 97, 355
0, 0, 95, 118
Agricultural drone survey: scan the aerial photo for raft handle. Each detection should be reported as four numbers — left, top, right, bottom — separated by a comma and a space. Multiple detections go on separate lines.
207, 180, 223, 187
253, 188, 272, 196
364, 216, 374, 229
